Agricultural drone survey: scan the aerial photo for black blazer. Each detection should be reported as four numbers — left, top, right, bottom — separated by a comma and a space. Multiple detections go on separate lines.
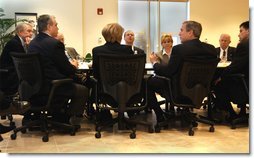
221, 41, 249, 87
0, 35, 26, 94
153, 39, 217, 78
28, 33, 76, 84
216, 46, 236, 61
92, 42, 143, 79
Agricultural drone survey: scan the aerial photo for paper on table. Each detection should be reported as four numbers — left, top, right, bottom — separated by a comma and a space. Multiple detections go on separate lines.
217, 61, 231, 68
145, 63, 153, 69
78, 62, 89, 69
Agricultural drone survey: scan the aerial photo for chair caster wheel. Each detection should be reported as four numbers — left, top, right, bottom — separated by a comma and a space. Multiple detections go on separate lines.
192, 122, 198, 127
188, 129, 194, 136
130, 133, 136, 139
10, 133, 16, 140
10, 122, 15, 127
209, 126, 215, 132
154, 125, 161, 133
231, 124, 236, 129
70, 131, 76, 136
42, 135, 49, 142
148, 126, 154, 133
95, 132, 101, 138
21, 129, 27, 134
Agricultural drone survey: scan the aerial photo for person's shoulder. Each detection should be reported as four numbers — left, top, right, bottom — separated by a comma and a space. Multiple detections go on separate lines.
7, 35, 20, 44
202, 42, 215, 48
134, 46, 145, 54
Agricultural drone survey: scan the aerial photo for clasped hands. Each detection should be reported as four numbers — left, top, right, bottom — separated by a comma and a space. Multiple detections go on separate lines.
149, 52, 159, 64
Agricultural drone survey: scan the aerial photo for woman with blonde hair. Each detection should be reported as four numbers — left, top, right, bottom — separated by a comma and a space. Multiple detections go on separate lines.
156, 34, 173, 65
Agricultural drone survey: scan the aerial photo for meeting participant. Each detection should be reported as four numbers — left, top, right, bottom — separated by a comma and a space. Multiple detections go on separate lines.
123, 30, 145, 55
0, 23, 33, 95
92, 23, 145, 119
154, 34, 173, 65
148, 20, 217, 125
93, 23, 145, 78
216, 34, 236, 62
27, 14, 89, 126
213, 21, 249, 122
55, 32, 79, 68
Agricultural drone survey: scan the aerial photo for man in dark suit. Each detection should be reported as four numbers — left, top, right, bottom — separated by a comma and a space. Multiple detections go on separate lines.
216, 34, 236, 62
28, 14, 89, 125
213, 21, 249, 121
123, 30, 145, 55
148, 20, 217, 124
0, 23, 33, 95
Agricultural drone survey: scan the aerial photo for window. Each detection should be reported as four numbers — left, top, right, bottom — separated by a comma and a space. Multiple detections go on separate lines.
119, 0, 189, 59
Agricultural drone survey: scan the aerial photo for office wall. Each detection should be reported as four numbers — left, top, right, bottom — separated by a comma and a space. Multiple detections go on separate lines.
83, 0, 118, 54
190, 0, 249, 47
0, 0, 84, 56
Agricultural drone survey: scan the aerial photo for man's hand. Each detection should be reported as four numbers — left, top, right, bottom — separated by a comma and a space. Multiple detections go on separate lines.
214, 77, 221, 85
70, 59, 79, 69
24, 37, 31, 45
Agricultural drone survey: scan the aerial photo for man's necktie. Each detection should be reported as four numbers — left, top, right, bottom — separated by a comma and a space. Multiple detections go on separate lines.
222, 50, 226, 61
23, 44, 28, 53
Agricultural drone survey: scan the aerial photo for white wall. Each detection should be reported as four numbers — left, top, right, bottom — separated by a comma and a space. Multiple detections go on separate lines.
83, 0, 118, 54
190, 0, 249, 47
0, 0, 83, 56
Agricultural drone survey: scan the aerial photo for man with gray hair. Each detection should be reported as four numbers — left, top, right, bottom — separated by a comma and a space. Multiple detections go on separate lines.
0, 22, 33, 95
28, 14, 89, 126
216, 34, 236, 62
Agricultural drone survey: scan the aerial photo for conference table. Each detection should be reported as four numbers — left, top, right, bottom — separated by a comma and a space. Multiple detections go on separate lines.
78, 61, 231, 72
78, 62, 155, 72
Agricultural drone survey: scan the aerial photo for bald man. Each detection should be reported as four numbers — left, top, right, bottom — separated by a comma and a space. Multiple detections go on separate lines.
216, 34, 236, 62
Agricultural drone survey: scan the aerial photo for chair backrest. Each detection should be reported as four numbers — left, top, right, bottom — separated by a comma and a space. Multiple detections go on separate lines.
10, 52, 42, 101
172, 57, 219, 108
97, 53, 146, 112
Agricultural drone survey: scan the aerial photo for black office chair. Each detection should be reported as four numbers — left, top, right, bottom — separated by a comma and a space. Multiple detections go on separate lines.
0, 66, 19, 127
10, 52, 76, 142
223, 74, 249, 129
155, 57, 219, 136
0, 88, 31, 143
93, 53, 153, 139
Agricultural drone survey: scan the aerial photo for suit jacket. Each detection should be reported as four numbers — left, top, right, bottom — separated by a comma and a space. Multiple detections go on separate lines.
0, 35, 26, 94
65, 47, 79, 59
133, 46, 145, 54
28, 33, 76, 84
216, 46, 236, 61
92, 42, 144, 79
221, 40, 249, 87
153, 39, 217, 78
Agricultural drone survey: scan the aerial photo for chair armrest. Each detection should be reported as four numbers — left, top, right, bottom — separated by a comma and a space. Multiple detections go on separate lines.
144, 74, 153, 81
154, 75, 171, 82
224, 73, 245, 79
46, 79, 73, 108
0, 68, 8, 73
51, 78, 73, 87
90, 76, 98, 84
